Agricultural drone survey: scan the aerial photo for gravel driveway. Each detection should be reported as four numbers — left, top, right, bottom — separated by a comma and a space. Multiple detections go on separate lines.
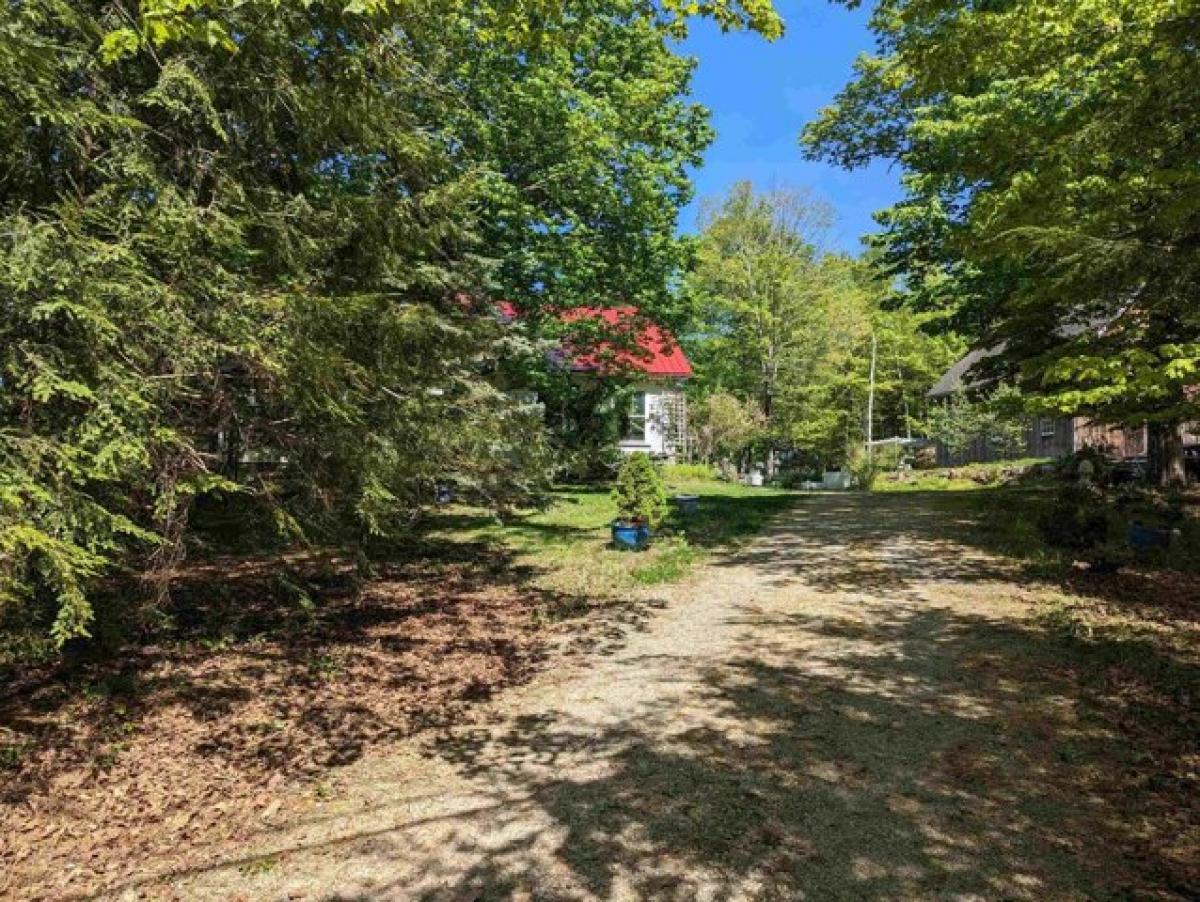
146, 493, 1194, 900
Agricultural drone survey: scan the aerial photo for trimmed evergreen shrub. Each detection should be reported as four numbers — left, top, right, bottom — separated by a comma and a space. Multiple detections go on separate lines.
613, 454, 668, 528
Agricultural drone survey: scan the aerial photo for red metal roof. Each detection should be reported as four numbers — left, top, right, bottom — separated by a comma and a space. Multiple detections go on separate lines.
495, 303, 692, 378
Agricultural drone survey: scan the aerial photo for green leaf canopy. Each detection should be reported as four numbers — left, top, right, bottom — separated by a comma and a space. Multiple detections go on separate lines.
804, 0, 1200, 433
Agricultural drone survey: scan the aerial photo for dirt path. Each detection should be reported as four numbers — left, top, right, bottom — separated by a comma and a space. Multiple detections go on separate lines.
136, 494, 1192, 900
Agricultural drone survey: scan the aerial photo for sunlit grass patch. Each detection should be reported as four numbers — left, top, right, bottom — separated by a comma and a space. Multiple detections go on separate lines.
426, 475, 796, 597
631, 537, 702, 585
660, 462, 720, 482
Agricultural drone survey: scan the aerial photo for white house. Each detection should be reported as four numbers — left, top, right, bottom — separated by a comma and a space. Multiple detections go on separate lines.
497, 303, 693, 460
619, 381, 689, 458
560, 306, 692, 460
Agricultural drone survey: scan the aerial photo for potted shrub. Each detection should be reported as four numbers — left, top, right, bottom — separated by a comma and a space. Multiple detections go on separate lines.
611, 453, 668, 550
1126, 491, 1183, 552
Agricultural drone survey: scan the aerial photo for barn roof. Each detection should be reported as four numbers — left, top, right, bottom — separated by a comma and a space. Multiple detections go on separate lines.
927, 320, 1108, 400
927, 347, 997, 399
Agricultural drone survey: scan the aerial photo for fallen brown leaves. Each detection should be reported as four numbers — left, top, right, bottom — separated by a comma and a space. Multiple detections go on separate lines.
1005, 566, 1200, 896
0, 551, 554, 900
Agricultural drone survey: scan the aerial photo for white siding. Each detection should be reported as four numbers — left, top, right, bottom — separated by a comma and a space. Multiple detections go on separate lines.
618, 382, 686, 459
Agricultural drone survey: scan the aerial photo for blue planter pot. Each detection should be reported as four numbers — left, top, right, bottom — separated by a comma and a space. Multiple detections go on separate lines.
672, 494, 700, 516
1128, 522, 1173, 551
612, 521, 650, 550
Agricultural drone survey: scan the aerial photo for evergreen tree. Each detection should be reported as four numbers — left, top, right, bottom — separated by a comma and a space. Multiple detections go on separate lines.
1, 0, 782, 644
613, 452, 668, 527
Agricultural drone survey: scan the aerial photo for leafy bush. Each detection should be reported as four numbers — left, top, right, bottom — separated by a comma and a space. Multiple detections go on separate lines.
1037, 484, 1130, 572
1113, 485, 1199, 570
688, 393, 764, 465
631, 537, 701, 584
612, 453, 668, 527
846, 447, 880, 491
1117, 485, 1188, 529
776, 468, 821, 489
875, 443, 907, 472
775, 447, 824, 487
1055, 447, 1114, 483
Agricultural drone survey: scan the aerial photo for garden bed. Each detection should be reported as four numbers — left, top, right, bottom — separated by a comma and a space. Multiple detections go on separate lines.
875, 458, 1053, 492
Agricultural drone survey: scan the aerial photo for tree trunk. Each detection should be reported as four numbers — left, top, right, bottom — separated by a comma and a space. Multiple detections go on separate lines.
866, 332, 877, 463
1148, 421, 1186, 486
762, 384, 775, 480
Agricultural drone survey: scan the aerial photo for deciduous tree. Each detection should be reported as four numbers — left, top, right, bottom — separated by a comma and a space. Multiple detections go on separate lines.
686, 184, 960, 469
804, 0, 1200, 483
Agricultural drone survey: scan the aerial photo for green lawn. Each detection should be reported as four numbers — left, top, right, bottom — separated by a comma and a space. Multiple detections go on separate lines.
426, 475, 796, 599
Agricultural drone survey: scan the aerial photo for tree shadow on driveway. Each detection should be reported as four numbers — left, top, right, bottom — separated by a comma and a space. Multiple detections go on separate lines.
717, 491, 1021, 595
415, 596, 1198, 899
91, 493, 1199, 900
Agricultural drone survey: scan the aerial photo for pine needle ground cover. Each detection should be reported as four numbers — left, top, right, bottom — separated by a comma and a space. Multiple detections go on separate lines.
36, 490, 1200, 900
898, 488, 1200, 715
0, 548, 554, 897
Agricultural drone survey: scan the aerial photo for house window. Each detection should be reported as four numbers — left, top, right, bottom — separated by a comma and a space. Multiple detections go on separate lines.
1124, 427, 1146, 456
625, 391, 647, 442
1040, 417, 1057, 439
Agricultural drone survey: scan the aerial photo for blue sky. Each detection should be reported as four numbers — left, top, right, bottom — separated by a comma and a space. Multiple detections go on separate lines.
677, 2, 902, 254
